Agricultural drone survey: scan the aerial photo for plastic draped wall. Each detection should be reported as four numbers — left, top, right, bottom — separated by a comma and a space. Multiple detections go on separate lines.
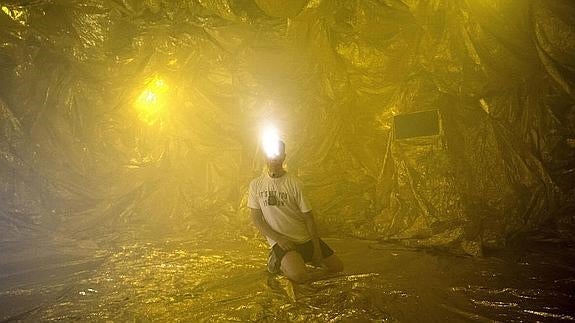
0, 0, 574, 255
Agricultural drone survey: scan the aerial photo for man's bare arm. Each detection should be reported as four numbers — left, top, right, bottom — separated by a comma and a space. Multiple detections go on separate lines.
250, 208, 294, 250
303, 211, 323, 266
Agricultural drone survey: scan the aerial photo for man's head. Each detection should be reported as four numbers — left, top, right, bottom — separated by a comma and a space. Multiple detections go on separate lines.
266, 140, 286, 173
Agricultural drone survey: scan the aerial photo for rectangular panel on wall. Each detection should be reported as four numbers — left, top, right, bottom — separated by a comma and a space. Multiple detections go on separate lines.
393, 110, 440, 140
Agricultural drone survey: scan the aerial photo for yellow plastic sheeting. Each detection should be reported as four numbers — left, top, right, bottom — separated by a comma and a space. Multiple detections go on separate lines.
1, 235, 574, 321
0, 0, 574, 252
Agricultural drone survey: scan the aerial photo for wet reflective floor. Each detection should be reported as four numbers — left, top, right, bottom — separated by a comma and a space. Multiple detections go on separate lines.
1, 233, 575, 322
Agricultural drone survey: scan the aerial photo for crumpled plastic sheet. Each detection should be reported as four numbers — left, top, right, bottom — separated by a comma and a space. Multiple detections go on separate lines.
1, 235, 574, 321
0, 0, 574, 258
2, 1, 575, 321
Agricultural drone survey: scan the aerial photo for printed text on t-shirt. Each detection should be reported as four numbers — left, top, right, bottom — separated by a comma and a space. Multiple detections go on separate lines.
259, 190, 287, 206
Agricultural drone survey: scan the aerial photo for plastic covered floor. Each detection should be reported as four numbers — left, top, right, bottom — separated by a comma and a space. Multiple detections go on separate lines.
1, 233, 574, 322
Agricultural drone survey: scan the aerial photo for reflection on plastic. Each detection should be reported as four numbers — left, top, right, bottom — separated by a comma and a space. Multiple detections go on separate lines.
1, 237, 574, 321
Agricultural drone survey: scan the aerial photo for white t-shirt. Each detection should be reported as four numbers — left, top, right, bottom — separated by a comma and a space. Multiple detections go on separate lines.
248, 172, 312, 246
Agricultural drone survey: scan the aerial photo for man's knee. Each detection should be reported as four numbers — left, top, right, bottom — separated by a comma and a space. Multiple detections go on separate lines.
328, 261, 344, 273
324, 255, 344, 272
281, 251, 309, 283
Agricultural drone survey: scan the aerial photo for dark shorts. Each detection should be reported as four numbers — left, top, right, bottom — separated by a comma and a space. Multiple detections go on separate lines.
272, 238, 334, 263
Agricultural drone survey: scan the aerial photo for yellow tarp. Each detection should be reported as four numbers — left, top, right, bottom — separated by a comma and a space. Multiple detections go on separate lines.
1, 0, 574, 254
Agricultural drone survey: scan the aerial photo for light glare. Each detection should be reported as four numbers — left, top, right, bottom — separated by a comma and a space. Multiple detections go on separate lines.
262, 125, 280, 158
135, 76, 169, 125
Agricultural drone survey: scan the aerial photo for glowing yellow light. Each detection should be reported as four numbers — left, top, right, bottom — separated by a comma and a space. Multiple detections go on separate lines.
152, 78, 168, 92
143, 90, 157, 103
261, 124, 281, 158
134, 76, 169, 125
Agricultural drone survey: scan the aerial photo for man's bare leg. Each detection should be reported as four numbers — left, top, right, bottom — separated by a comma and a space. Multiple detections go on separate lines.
282, 251, 344, 283
280, 251, 308, 283
322, 254, 344, 272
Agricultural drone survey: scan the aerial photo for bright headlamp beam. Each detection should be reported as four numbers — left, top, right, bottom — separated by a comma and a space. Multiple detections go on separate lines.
262, 124, 280, 159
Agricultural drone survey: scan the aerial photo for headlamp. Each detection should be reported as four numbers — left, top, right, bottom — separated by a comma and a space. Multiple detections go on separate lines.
262, 124, 280, 159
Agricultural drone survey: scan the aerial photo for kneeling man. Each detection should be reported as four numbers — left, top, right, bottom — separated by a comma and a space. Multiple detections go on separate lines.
248, 140, 343, 283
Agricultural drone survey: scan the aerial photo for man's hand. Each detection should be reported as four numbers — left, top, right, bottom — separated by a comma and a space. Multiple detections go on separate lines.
311, 248, 323, 267
275, 235, 295, 251
251, 208, 294, 250
302, 211, 323, 267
